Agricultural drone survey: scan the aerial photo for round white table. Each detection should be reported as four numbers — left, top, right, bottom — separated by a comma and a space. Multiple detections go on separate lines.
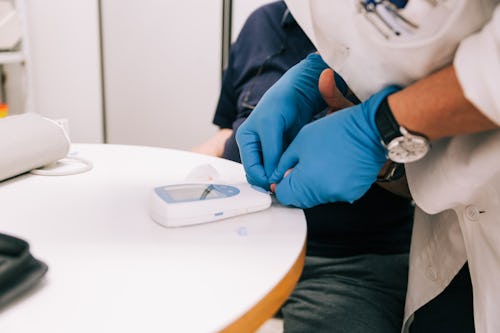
0, 144, 306, 333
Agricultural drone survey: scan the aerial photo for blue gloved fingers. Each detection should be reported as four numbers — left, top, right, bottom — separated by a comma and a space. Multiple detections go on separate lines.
236, 129, 270, 189
270, 133, 320, 208
236, 100, 288, 188
268, 85, 401, 208
269, 147, 315, 208
292, 54, 329, 112
251, 92, 289, 178
269, 143, 299, 186
260, 123, 285, 180
236, 53, 331, 189
274, 168, 310, 208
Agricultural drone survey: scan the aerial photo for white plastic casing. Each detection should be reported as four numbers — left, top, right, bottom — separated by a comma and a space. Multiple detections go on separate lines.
150, 182, 272, 227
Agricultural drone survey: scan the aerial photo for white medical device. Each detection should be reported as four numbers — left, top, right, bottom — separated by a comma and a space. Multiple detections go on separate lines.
150, 182, 272, 227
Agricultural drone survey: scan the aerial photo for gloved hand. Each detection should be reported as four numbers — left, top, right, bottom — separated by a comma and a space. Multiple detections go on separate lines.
236, 53, 345, 189
269, 86, 401, 208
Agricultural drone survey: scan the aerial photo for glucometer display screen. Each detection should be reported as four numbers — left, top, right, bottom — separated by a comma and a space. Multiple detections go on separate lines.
163, 184, 223, 202
156, 184, 241, 204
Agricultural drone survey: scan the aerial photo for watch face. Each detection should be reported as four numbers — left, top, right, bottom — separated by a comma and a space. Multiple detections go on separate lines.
387, 135, 430, 163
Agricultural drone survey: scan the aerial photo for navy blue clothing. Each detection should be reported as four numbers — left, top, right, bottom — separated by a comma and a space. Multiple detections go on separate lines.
213, 1, 414, 257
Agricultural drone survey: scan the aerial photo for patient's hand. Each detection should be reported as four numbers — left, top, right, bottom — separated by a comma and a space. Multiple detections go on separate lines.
318, 68, 356, 112
191, 128, 233, 157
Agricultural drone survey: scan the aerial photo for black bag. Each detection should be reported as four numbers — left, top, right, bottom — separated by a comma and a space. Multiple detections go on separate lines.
0, 233, 48, 308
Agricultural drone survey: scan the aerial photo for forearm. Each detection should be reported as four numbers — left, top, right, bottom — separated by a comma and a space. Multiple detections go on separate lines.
388, 65, 498, 141
191, 128, 233, 157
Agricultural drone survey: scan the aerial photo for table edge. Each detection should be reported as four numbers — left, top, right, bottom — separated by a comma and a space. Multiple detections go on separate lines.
221, 241, 306, 333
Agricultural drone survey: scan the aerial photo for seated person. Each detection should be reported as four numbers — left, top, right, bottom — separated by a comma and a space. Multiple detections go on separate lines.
193, 2, 414, 332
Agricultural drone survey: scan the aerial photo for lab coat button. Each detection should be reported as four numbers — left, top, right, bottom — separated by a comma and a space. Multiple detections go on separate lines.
425, 266, 438, 281
464, 205, 480, 221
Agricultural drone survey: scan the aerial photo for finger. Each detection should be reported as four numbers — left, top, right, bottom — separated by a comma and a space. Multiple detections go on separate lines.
273, 168, 311, 208
269, 146, 299, 185
270, 168, 293, 193
236, 129, 269, 189
260, 118, 285, 179
318, 69, 354, 112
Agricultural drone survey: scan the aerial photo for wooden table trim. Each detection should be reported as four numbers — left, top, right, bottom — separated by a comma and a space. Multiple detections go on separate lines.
221, 242, 306, 333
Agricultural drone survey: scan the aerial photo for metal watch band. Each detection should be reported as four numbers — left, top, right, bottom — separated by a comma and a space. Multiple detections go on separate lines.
375, 97, 401, 145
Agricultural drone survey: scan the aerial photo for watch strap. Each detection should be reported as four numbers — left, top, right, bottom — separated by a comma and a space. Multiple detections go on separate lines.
377, 161, 405, 182
375, 97, 401, 145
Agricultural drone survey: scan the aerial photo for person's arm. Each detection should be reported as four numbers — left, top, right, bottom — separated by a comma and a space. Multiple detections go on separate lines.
375, 64, 498, 199
392, 4, 500, 137
267, 6, 500, 208
315, 64, 498, 200
269, 60, 499, 207
191, 128, 233, 157
388, 65, 498, 141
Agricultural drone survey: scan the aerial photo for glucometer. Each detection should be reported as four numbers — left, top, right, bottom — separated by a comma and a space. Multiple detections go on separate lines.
150, 182, 272, 227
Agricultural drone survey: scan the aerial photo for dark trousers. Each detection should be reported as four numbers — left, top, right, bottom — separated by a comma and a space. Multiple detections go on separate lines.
280, 253, 409, 333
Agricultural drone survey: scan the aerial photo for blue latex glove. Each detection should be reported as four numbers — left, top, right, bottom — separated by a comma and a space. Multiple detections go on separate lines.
236, 53, 348, 189
269, 86, 401, 208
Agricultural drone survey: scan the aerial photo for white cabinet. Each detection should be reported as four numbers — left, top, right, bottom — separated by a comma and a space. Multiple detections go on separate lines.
0, 0, 104, 143
25, 0, 104, 143
0, 0, 33, 116
3, 1, 266, 148
101, 0, 222, 150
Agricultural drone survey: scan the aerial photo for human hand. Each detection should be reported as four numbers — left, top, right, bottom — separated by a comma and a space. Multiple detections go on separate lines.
318, 68, 358, 112
269, 68, 356, 192
269, 86, 401, 208
235, 53, 329, 189
316, 69, 410, 198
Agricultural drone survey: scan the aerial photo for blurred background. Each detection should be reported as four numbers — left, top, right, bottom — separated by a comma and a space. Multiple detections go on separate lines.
1, 0, 273, 149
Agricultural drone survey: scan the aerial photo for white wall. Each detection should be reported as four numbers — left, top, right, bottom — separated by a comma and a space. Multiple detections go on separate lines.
26, 0, 103, 143
101, 0, 222, 150
2, 0, 26, 116
21, 0, 272, 148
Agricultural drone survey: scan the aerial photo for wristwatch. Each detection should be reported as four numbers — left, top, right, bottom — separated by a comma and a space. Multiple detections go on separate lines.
375, 96, 430, 164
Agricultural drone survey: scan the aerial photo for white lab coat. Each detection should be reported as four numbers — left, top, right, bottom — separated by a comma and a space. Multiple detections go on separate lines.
285, 0, 500, 332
